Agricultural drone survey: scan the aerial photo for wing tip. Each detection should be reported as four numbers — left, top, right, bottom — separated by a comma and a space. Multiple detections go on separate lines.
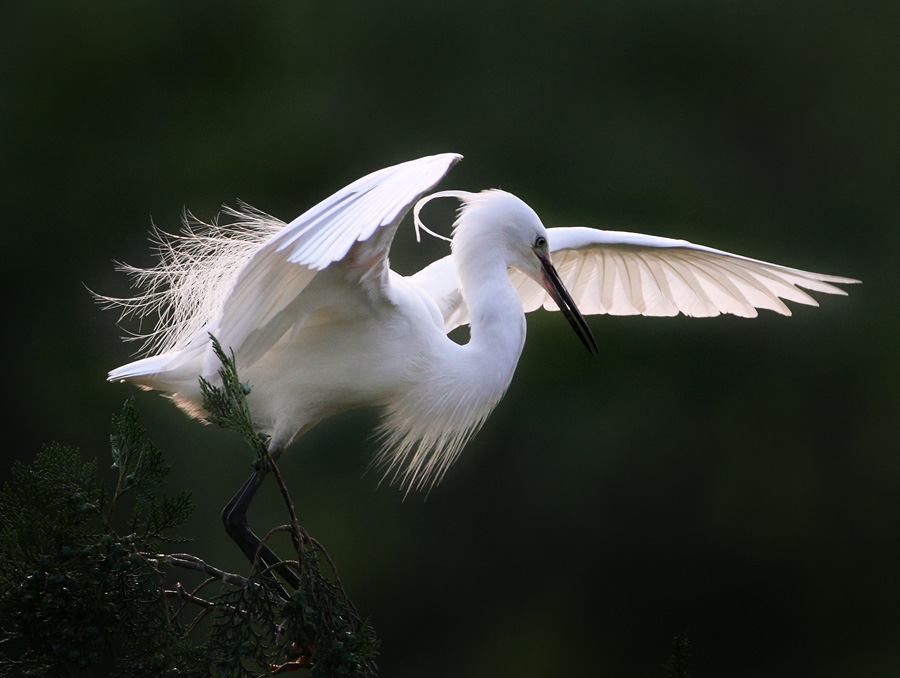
427, 152, 464, 176
818, 274, 862, 285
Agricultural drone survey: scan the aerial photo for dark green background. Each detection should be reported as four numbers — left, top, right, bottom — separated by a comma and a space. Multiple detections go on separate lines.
2, 3, 897, 675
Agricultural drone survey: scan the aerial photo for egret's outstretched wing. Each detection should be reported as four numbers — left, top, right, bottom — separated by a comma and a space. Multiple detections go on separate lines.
213, 153, 461, 366
525, 227, 858, 318
413, 226, 858, 332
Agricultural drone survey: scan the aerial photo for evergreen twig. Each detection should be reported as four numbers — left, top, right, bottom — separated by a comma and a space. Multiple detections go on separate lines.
663, 633, 693, 678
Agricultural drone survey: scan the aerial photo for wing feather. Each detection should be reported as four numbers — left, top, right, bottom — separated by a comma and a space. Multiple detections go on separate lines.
637, 252, 680, 316
667, 252, 745, 316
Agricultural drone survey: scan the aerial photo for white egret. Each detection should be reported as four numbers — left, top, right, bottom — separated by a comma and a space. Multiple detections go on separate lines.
101, 153, 857, 577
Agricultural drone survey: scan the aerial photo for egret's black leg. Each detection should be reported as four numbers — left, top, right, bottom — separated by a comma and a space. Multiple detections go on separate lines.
222, 470, 301, 591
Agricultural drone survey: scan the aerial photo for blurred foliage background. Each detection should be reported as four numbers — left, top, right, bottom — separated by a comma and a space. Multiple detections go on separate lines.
1, 2, 897, 676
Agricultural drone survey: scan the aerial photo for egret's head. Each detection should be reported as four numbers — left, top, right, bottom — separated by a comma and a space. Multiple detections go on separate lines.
449, 190, 549, 271
426, 189, 598, 355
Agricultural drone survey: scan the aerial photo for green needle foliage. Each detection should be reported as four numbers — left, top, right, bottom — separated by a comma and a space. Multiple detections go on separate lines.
0, 404, 197, 676
198, 336, 270, 471
0, 340, 377, 677
663, 634, 693, 678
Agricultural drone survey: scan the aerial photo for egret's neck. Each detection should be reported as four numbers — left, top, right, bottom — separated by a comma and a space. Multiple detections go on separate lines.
455, 248, 527, 393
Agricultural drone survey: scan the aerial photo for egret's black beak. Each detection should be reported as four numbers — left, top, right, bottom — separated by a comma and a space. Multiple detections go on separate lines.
535, 249, 599, 355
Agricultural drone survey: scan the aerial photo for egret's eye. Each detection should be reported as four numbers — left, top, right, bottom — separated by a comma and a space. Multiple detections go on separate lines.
534, 236, 547, 249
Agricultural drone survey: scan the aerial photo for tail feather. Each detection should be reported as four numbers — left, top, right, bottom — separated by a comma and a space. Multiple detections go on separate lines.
108, 353, 180, 383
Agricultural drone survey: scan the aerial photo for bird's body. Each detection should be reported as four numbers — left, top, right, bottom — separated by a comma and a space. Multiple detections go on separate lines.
103, 152, 858, 490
